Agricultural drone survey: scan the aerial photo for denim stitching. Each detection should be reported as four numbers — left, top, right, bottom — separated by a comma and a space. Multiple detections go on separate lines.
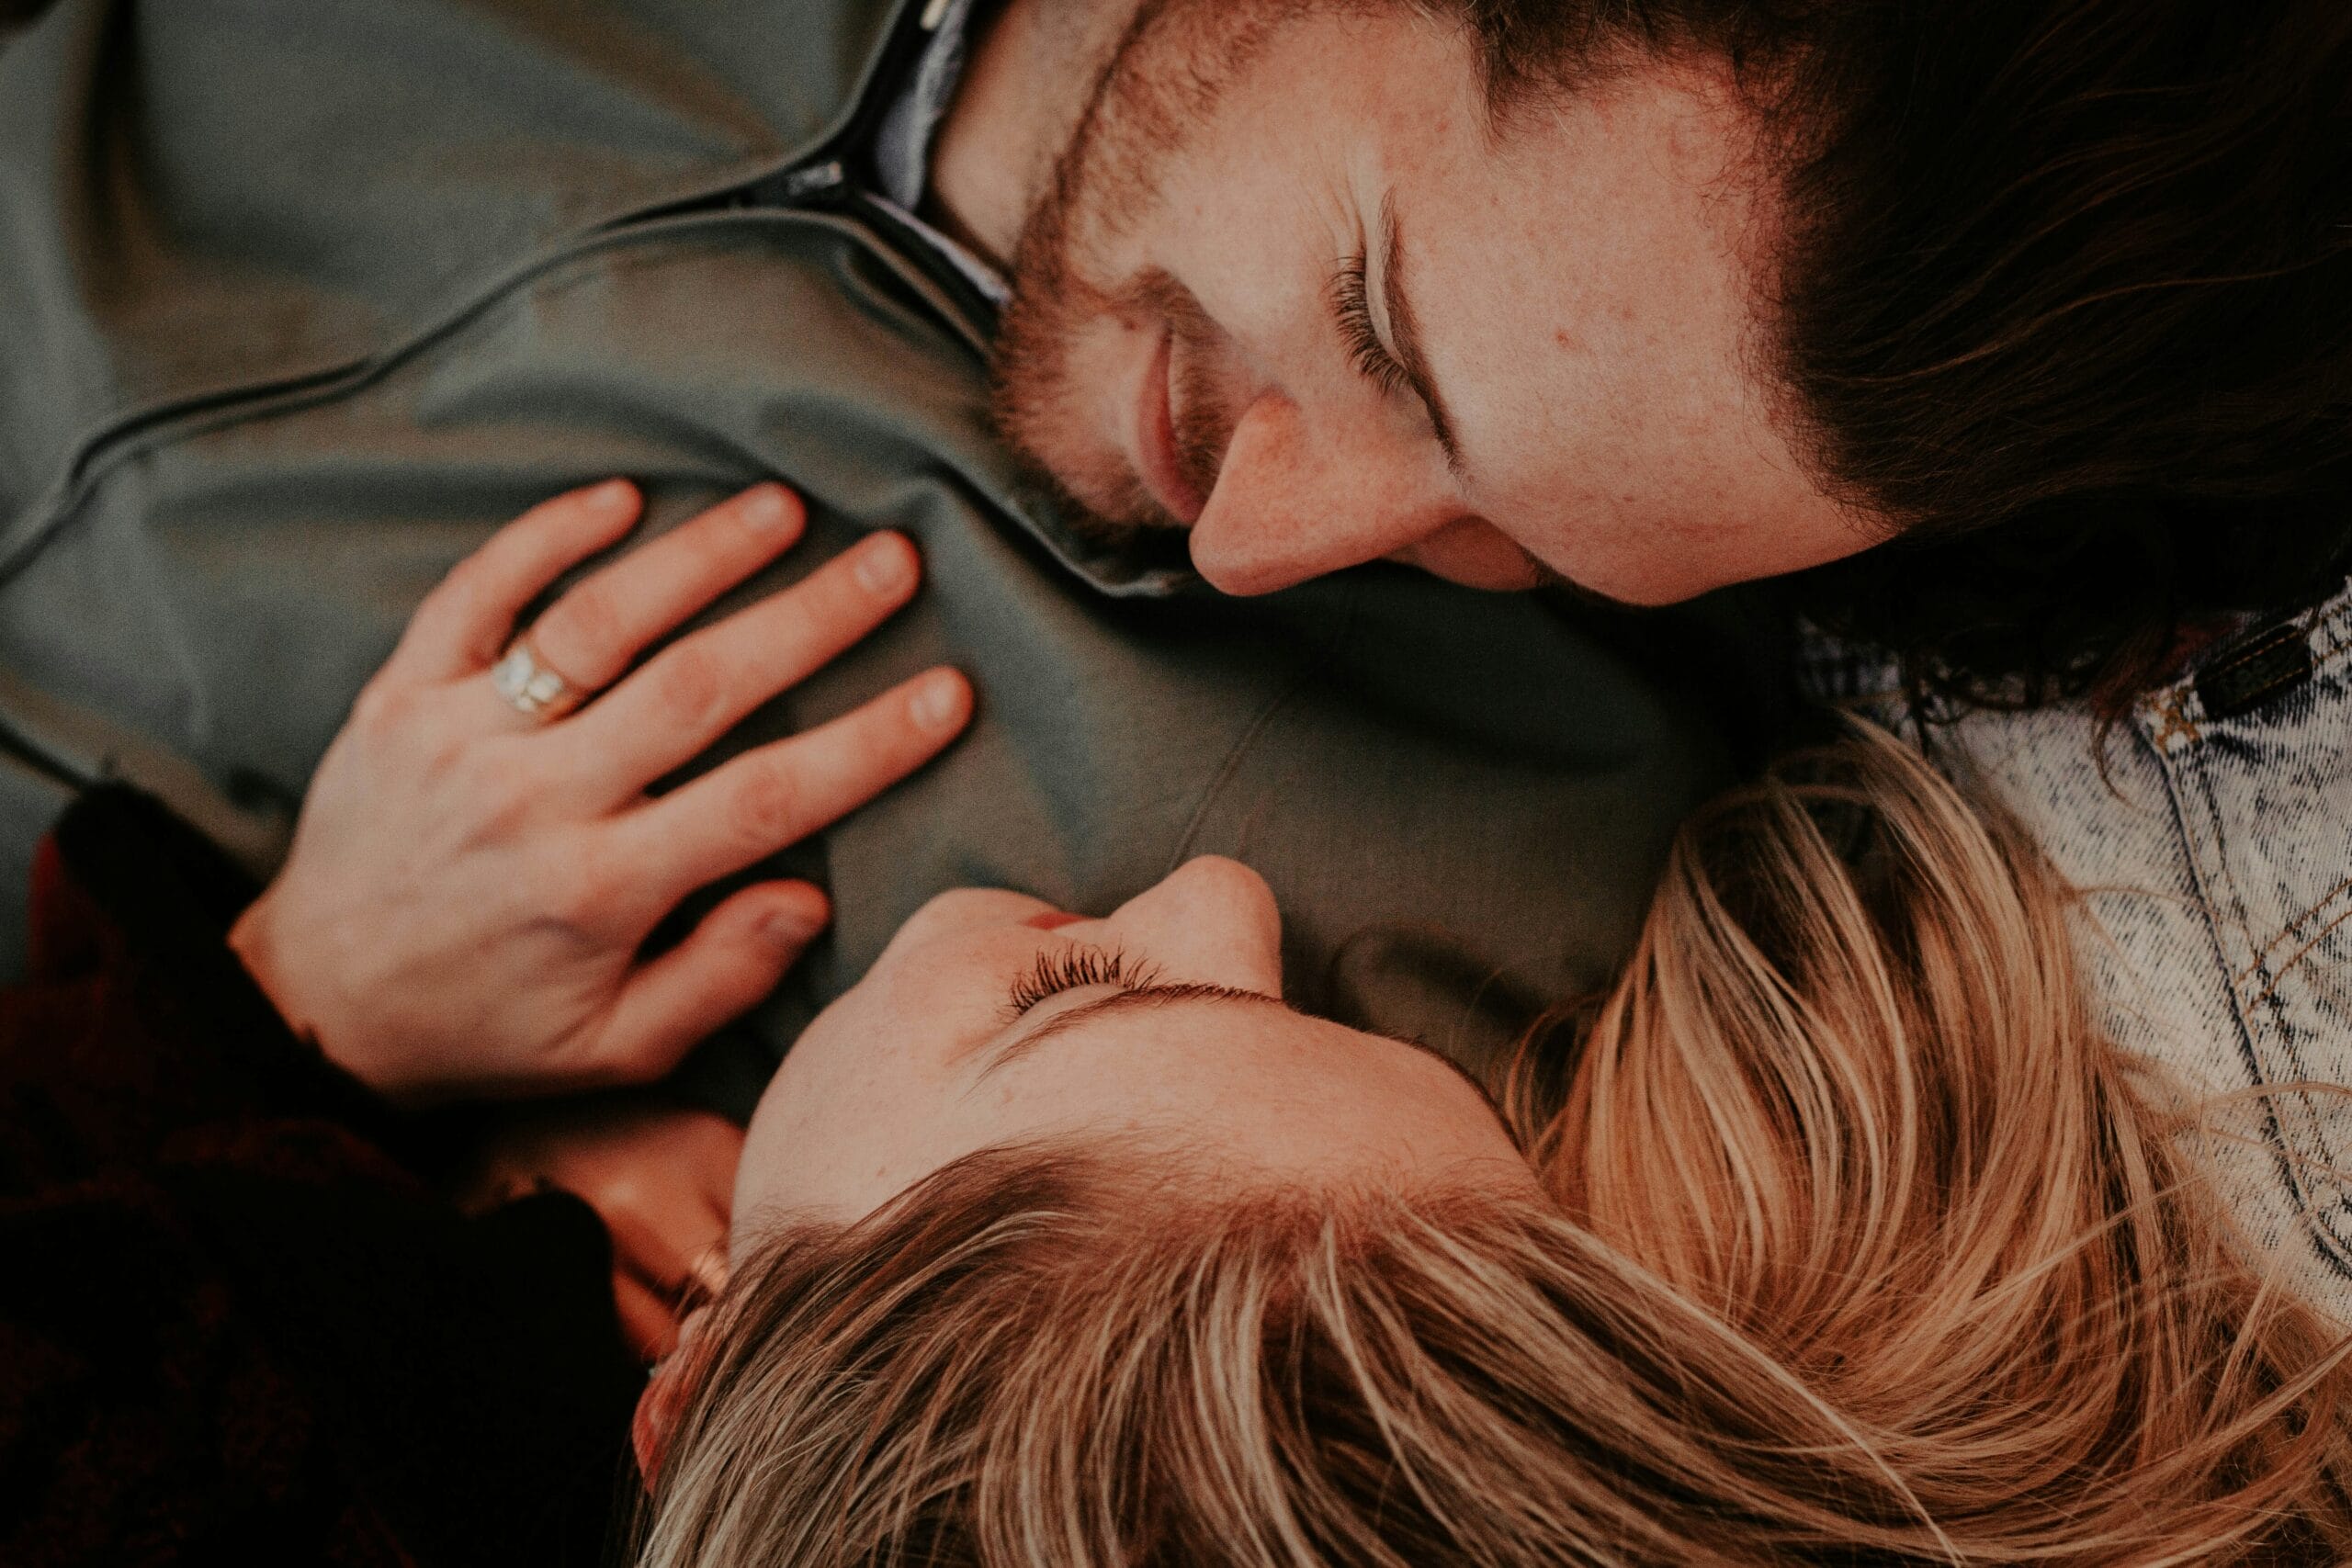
2145, 670, 2352, 1273
2246, 897, 2352, 1010
2239, 871, 2352, 983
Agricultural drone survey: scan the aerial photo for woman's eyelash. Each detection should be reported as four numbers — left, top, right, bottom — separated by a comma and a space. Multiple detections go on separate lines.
1005, 945, 1157, 1019
1332, 254, 1411, 400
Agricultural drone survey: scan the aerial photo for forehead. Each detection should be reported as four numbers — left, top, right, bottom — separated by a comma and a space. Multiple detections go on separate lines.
985, 994, 1518, 1180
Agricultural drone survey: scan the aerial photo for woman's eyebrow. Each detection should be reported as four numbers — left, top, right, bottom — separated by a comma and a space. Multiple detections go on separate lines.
976, 986, 1512, 1127
980, 983, 1282, 1077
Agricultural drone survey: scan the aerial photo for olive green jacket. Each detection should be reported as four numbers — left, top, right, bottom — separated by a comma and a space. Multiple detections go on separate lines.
0, 0, 1722, 1109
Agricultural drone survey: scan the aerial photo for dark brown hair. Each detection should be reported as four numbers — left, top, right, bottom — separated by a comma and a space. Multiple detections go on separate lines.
1437, 0, 2352, 707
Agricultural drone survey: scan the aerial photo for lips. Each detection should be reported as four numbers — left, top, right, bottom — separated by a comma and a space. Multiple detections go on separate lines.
1133, 322, 1207, 525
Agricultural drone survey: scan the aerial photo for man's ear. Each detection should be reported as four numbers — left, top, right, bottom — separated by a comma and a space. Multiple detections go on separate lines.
633, 1303, 716, 1491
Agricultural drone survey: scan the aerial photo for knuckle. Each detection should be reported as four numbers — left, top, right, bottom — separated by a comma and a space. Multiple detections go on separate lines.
697, 503, 762, 558
727, 762, 804, 847
438, 550, 491, 601
417, 568, 514, 669
846, 711, 910, 775
438, 551, 503, 615
651, 643, 726, 726
346, 679, 413, 736
542, 579, 628, 670
545, 845, 625, 927
827, 714, 927, 802
576, 1024, 667, 1089
456, 625, 508, 671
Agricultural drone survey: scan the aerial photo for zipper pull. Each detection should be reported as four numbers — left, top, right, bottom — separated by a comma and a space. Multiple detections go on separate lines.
775, 160, 847, 204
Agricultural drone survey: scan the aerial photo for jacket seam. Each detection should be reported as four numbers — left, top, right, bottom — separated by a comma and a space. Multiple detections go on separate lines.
2171, 735, 2352, 1274
0, 205, 957, 594
0, 0, 936, 589
1164, 587, 1368, 874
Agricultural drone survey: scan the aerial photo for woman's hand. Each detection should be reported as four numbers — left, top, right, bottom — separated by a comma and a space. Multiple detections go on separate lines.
230, 479, 971, 1103
464, 1100, 743, 1363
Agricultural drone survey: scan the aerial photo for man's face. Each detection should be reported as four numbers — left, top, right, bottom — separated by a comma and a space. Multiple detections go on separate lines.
991, 0, 1883, 605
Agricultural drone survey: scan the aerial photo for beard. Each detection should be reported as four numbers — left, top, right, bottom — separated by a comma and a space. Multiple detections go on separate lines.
988, 0, 1295, 538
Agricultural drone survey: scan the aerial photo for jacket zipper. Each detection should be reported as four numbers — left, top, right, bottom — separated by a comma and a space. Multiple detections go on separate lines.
0, 0, 961, 589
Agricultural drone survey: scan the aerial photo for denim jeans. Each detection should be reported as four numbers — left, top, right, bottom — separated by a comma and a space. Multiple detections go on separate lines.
1823, 582, 2352, 1325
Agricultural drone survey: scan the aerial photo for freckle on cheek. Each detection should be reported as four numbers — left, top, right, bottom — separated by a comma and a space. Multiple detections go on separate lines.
1555, 329, 1575, 351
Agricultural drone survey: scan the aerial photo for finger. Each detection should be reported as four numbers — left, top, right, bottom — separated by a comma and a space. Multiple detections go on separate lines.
616, 1271, 682, 1364
385, 480, 643, 683
622, 1110, 750, 1216
555, 530, 922, 800
685, 1120, 746, 1213
522, 484, 807, 701
598, 1179, 725, 1302
573, 882, 833, 1089
612, 667, 972, 913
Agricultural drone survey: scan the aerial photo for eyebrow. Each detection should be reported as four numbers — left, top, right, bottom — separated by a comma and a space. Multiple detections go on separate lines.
975, 983, 1510, 1125
1375, 193, 1467, 480
979, 984, 1280, 1077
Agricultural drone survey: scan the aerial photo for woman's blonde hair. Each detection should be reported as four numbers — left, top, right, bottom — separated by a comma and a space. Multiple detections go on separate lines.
642, 732, 2352, 1564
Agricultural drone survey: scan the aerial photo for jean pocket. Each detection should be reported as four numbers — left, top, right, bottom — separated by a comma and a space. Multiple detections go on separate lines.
2142, 592, 2352, 1277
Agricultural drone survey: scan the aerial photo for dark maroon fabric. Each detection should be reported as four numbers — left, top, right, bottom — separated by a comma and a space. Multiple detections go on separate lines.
0, 789, 645, 1568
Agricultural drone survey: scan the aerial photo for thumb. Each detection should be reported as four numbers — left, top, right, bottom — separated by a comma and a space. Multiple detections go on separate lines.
581, 882, 831, 1088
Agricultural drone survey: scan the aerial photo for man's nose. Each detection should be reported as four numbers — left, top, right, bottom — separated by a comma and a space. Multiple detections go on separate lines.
1184, 392, 1468, 597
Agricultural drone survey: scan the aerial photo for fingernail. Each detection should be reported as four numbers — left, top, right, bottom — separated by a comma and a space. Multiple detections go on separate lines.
854, 535, 914, 595
911, 671, 967, 732
587, 479, 634, 513
741, 484, 791, 531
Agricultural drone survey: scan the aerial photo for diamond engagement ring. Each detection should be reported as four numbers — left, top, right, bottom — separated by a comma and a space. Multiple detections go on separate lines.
490, 636, 583, 721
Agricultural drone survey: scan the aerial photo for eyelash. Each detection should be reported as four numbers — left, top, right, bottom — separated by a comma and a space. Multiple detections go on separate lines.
1004, 945, 1157, 1020
1332, 253, 1412, 400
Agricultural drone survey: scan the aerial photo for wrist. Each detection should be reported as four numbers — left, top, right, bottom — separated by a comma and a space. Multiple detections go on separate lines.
231, 893, 453, 1107
229, 891, 327, 1055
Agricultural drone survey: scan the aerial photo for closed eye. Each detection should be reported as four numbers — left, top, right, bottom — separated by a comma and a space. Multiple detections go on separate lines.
1331, 252, 1413, 401
1329, 196, 1468, 481
1003, 944, 1159, 1021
